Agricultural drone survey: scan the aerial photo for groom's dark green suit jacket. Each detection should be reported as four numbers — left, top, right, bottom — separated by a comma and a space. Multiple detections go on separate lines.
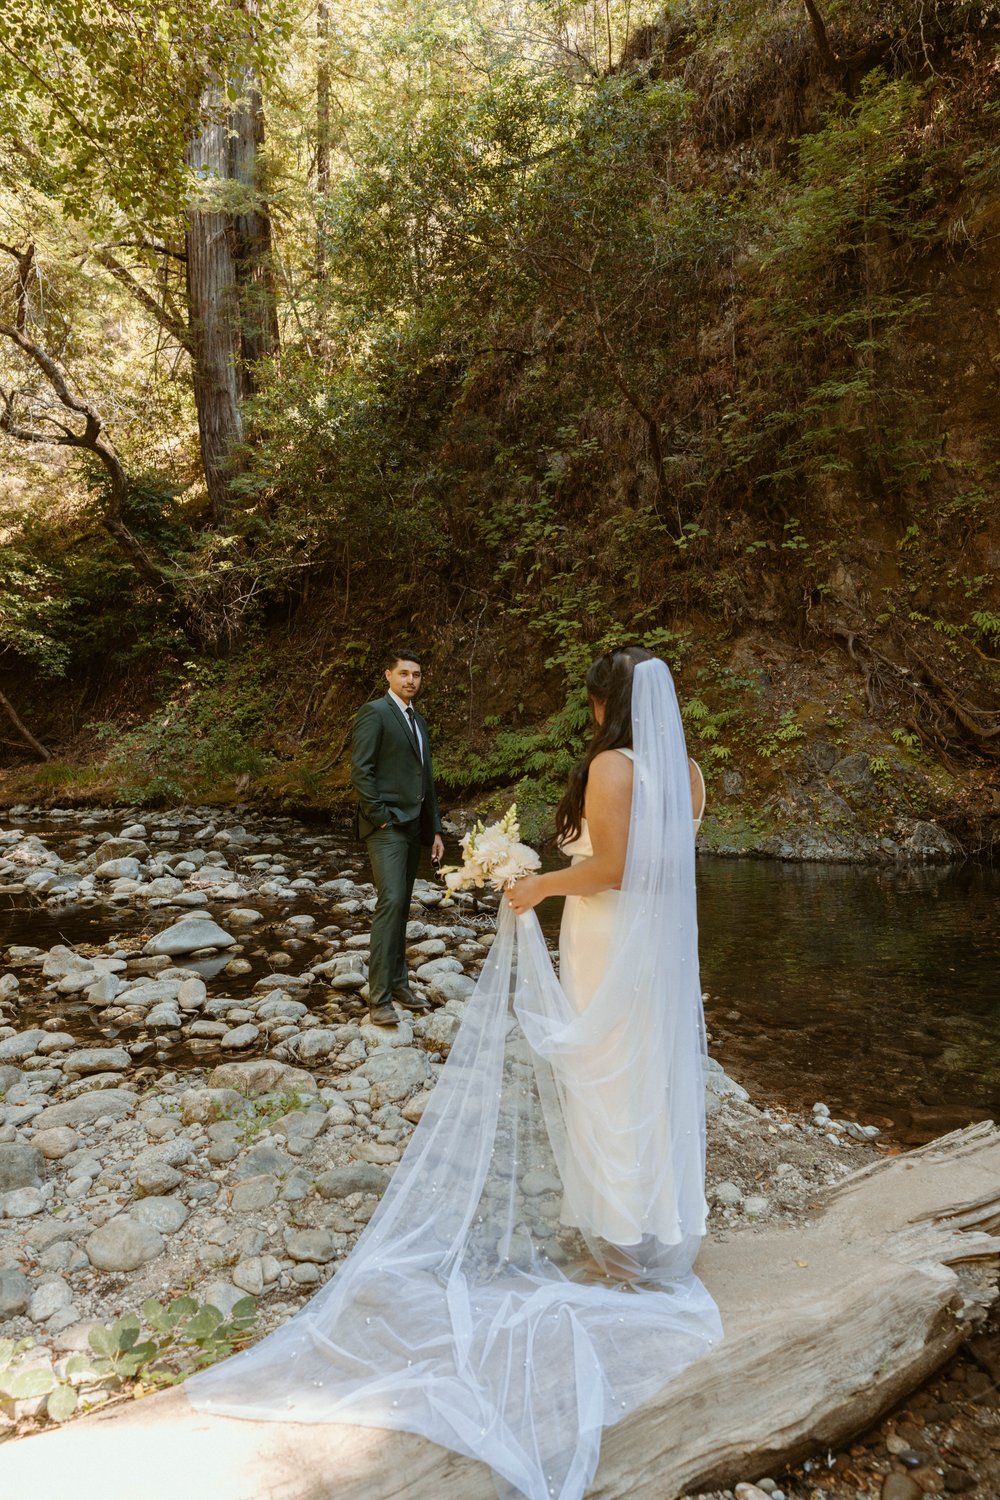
350, 695, 443, 846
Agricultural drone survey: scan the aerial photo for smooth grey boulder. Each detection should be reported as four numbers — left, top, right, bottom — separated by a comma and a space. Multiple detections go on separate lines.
134, 1161, 183, 1197
314, 1162, 390, 1200
356, 1047, 432, 1103
31, 1089, 137, 1131
230, 1175, 278, 1212
284, 1228, 337, 1263
85, 1216, 165, 1271
95, 856, 142, 880
128, 1197, 188, 1233
0, 1029, 49, 1062
207, 1060, 317, 1097
0, 1267, 32, 1316
220, 1023, 259, 1049
144, 916, 236, 956
0, 1142, 44, 1194
62, 1047, 131, 1077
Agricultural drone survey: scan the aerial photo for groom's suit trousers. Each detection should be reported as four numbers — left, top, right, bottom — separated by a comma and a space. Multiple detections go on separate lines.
366, 819, 421, 1005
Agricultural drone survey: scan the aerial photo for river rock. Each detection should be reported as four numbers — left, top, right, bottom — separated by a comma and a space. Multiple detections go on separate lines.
128, 1196, 188, 1233
144, 916, 236, 956
85, 973, 123, 1005
0, 1267, 32, 1316
235, 1145, 294, 1179
228, 909, 264, 927
232, 1257, 264, 1295
713, 1181, 744, 1206
0, 1029, 49, 1061
427, 972, 476, 1004
135, 1161, 183, 1197
352, 1140, 399, 1165
314, 1162, 390, 1200
284, 1228, 338, 1263
420, 1010, 461, 1049
177, 976, 207, 1009
97, 838, 148, 862
230, 1175, 278, 1212
31, 1089, 137, 1130
95, 856, 142, 880
28, 1278, 73, 1322
207, 1060, 317, 1097
62, 1046, 131, 1077
86, 1216, 164, 1271
293, 1030, 338, 1062
201, 1280, 245, 1318
1, 1186, 48, 1216
146, 1003, 182, 1028
0, 1142, 44, 1193
401, 1090, 433, 1124
0, 973, 19, 1000
179, 1086, 246, 1124
357, 1047, 432, 1103
220, 1023, 259, 1049
30, 1126, 79, 1160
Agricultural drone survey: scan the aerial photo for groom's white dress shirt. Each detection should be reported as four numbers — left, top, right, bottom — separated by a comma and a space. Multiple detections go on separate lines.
387, 689, 424, 762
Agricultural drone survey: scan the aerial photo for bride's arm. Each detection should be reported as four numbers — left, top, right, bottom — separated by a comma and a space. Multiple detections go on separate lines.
507, 751, 632, 913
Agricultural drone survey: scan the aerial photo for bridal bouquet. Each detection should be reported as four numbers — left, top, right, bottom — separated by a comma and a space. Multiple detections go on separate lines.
439, 804, 540, 900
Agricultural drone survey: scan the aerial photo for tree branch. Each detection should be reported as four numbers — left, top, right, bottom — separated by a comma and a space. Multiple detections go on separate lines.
803, 0, 838, 74
0, 312, 177, 596
0, 688, 50, 762
92, 248, 192, 353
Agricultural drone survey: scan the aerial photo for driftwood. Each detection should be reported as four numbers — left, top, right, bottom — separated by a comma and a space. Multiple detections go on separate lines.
4, 1122, 999, 1500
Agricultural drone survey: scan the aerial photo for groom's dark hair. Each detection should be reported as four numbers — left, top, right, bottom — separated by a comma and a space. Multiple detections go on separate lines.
384, 647, 423, 670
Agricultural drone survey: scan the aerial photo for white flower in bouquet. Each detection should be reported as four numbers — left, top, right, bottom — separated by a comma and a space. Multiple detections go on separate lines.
439, 804, 540, 901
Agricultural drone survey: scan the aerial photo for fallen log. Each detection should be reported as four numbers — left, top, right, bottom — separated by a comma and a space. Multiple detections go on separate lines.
4, 1122, 999, 1500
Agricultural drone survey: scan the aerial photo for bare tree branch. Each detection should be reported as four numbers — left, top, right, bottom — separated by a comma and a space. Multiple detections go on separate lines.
803, 0, 838, 74
0, 688, 50, 761
92, 247, 192, 353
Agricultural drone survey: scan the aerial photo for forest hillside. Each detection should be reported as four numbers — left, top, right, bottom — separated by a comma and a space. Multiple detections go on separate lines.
1, 0, 998, 858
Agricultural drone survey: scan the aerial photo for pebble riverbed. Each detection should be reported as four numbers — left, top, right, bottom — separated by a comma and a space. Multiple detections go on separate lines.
3, 803, 995, 1500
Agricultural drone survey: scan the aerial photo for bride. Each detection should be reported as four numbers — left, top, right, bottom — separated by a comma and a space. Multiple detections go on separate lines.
187, 648, 721, 1500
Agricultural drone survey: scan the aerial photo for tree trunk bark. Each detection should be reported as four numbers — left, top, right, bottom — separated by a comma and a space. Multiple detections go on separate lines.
315, 1, 331, 279
230, 78, 280, 380
186, 61, 278, 524
186, 100, 245, 529
0, 689, 51, 761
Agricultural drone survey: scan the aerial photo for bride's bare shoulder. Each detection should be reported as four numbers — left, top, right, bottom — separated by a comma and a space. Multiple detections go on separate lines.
588, 749, 635, 789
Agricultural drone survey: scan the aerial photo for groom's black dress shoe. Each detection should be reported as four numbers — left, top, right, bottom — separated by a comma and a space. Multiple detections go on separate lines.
368, 1000, 399, 1026
392, 988, 432, 1014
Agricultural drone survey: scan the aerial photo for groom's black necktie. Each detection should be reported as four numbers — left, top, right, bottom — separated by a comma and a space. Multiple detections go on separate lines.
405, 705, 421, 757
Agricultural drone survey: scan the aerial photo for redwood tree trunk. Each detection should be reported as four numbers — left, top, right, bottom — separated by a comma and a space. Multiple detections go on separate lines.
186, 102, 244, 528
230, 78, 280, 380
315, 1, 331, 278
186, 68, 278, 526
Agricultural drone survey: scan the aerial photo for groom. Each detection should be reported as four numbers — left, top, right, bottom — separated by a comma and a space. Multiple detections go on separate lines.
350, 649, 445, 1025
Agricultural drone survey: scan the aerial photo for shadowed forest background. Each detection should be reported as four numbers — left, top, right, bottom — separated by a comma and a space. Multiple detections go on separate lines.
1, 0, 998, 855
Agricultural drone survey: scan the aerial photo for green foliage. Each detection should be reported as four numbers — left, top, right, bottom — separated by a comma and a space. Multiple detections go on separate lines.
0, 1294, 257, 1427
85, 651, 278, 802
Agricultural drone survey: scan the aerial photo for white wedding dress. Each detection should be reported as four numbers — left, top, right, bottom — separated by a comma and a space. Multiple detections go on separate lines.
187, 663, 721, 1500
557, 750, 705, 1248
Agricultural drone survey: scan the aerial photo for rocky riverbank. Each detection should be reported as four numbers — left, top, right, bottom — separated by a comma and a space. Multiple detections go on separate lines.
0, 809, 877, 1407
2, 804, 994, 1500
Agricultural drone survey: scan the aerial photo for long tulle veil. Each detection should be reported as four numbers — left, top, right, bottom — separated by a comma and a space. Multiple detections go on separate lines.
187, 658, 722, 1500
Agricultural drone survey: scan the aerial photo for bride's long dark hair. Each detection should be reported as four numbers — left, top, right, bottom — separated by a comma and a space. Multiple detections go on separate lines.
554, 645, 655, 844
